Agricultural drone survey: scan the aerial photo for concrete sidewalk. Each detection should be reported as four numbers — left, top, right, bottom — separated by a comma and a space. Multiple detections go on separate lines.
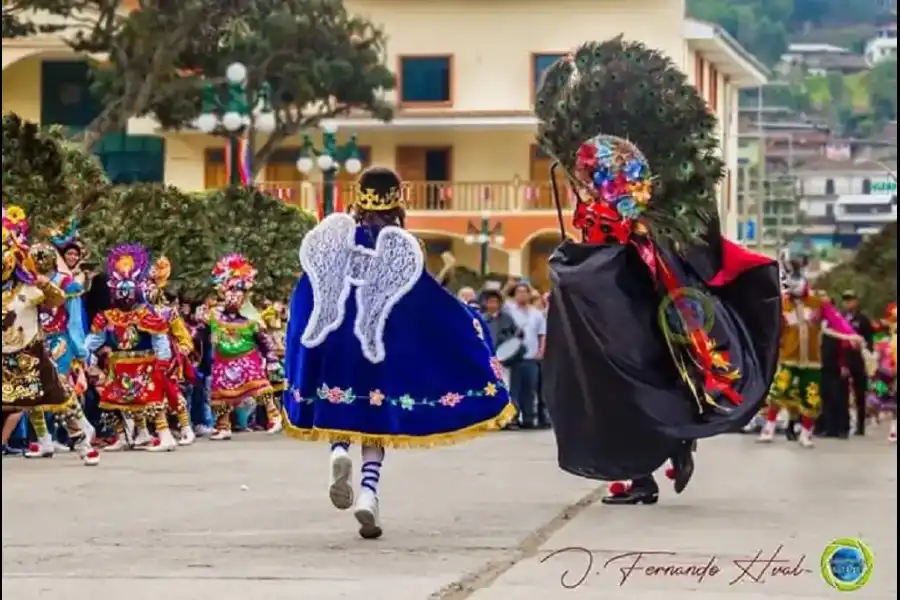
2, 430, 896, 600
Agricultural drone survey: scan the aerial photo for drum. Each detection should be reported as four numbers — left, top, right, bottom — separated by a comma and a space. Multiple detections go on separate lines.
495, 337, 526, 366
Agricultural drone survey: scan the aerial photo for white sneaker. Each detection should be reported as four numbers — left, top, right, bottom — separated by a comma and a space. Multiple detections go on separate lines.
178, 426, 196, 446
328, 447, 354, 510
75, 439, 100, 466
145, 429, 178, 452
889, 421, 897, 443
798, 427, 815, 448
133, 428, 154, 448
53, 441, 72, 454
757, 421, 776, 443
103, 433, 129, 452
194, 424, 213, 437
25, 435, 54, 458
353, 489, 383, 540
266, 416, 283, 435
209, 429, 232, 441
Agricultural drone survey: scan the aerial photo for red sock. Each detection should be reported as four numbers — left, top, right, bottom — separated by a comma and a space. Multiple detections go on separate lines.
800, 416, 815, 430
765, 406, 780, 421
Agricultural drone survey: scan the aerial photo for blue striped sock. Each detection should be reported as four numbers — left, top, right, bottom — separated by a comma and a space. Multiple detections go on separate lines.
360, 460, 382, 494
331, 441, 350, 452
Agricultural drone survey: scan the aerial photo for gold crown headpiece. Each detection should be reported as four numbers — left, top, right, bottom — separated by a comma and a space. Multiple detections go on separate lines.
352, 166, 405, 212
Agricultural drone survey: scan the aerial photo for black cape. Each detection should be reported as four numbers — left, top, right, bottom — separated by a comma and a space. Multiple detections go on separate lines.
542, 228, 781, 481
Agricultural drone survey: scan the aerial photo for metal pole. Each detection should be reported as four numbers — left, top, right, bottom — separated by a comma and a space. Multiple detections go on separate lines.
322, 130, 336, 216
228, 136, 241, 186
756, 86, 766, 250
479, 215, 489, 276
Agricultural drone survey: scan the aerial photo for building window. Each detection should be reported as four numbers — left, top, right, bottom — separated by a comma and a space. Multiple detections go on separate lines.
94, 134, 165, 184
862, 178, 872, 194
398, 55, 453, 106
825, 178, 835, 195
532, 53, 566, 99
694, 56, 705, 96
41, 61, 102, 129
708, 67, 719, 111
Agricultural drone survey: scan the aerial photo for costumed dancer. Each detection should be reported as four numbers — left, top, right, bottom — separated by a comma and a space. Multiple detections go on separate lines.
758, 251, 860, 447
29, 242, 95, 452
2, 206, 99, 466
282, 167, 515, 539
869, 303, 897, 442
145, 256, 196, 445
207, 254, 283, 440
84, 243, 178, 452
261, 302, 287, 397
534, 40, 782, 505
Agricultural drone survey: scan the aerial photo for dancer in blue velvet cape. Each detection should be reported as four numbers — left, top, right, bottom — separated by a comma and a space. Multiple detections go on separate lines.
282, 167, 515, 539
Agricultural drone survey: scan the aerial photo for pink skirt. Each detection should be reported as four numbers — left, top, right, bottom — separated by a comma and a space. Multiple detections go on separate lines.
210, 350, 273, 406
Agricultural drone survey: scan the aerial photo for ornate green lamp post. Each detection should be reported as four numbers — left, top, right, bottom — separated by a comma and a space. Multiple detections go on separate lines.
295, 120, 362, 216
193, 62, 276, 186
465, 211, 504, 276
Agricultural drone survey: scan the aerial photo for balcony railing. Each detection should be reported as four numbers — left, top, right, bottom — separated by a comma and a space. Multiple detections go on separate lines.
255, 181, 577, 213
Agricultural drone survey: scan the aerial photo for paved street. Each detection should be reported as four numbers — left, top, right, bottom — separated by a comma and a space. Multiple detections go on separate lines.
2, 430, 897, 600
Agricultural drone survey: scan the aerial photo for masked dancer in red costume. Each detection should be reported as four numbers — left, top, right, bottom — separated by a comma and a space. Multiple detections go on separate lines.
85, 244, 178, 452
535, 39, 782, 505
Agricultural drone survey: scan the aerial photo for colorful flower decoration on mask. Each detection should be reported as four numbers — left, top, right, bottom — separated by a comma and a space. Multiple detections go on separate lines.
571, 135, 654, 244
211, 253, 257, 292
3, 204, 30, 246
3, 205, 38, 283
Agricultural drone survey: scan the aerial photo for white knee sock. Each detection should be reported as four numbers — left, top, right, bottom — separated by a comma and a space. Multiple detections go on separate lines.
360, 445, 384, 495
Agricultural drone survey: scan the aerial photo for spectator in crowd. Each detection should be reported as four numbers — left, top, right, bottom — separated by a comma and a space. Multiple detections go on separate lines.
841, 290, 875, 435
479, 286, 521, 390
457, 287, 476, 305
503, 280, 547, 429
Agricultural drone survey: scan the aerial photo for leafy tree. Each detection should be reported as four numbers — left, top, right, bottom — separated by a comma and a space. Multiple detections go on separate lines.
1, 113, 110, 232
1, 0, 63, 37
80, 185, 317, 301
24, 0, 395, 172
869, 58, 898, 122
816, 223, 897, 316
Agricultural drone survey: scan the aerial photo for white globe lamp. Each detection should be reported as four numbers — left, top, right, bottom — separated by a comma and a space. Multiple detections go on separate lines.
255, 111, 276, 133
225, 62, 247, 85
296, 156, 314, 174
493, 235, 505, 246
194, 113, 218, 133
317, 154, 335, 171
221, 111, 243, 132
344, 157, 363, 175
321, 119, 338, 134
464, 234, 476, 245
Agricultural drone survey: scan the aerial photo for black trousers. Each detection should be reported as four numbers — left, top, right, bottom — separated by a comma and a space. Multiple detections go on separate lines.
819, 370, 849, 436
843, 367, 869, 433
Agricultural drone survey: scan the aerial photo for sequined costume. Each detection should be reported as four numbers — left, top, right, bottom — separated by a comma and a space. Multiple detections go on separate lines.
868, 303, 897, 442
282, 167, 515, 539
261, 304, 286, 394
207, 254, 282, 440
757, 252, 860, 447
29, 242, 95, 451
144, 256, 196, 446
533, 40, 782, 506
84, 244, 177, 452
2, 206, 99, 466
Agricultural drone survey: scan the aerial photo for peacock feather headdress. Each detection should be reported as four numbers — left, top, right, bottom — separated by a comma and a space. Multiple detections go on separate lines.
47, 216, 87, 255
149, 255, 172, 289
535, 37, 724, 248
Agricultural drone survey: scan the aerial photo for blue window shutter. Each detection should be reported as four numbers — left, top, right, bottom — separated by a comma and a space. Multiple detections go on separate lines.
40, 61, 102, 129
399, 56, 451, 103
533, 54, 565, 97
95, 134, 165, 184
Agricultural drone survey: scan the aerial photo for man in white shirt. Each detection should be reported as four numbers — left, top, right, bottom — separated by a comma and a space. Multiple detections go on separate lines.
504, 281, 547, 428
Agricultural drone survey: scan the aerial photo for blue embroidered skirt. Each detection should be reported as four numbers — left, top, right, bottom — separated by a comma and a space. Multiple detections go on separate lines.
282, 274, 515, 447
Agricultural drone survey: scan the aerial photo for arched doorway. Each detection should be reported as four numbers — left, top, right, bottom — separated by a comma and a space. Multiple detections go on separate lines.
524, 230, 564, 292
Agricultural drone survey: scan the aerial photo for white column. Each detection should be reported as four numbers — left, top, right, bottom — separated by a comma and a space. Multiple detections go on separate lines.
507, 249, 523, 277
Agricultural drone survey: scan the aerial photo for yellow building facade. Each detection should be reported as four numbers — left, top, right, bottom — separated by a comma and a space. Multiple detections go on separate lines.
2, 1, 766, 289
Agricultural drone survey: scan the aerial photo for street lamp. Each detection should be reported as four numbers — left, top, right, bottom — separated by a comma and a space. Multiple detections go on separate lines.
464, 212, 504, 276
193, 62, 277, 186
295, 120, 362, 216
